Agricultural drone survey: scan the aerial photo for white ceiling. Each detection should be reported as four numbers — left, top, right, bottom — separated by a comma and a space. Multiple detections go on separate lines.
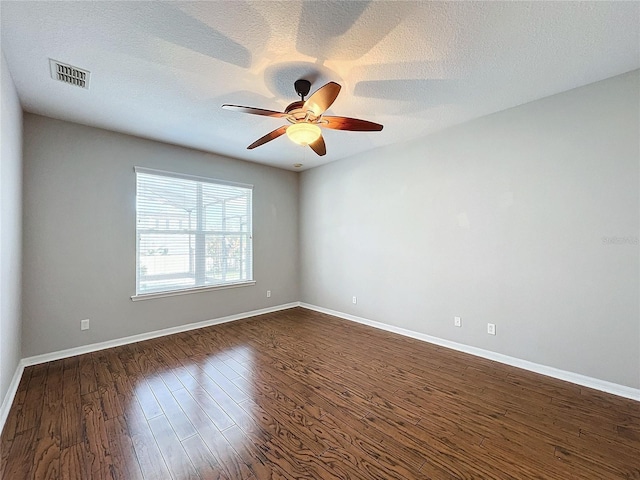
1, 1, 638, 171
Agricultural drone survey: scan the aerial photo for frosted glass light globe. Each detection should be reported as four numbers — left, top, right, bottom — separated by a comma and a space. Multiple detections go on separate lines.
286, 123, 321, 146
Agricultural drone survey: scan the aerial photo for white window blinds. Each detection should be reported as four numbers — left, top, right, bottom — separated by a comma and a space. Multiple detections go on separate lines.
135, 167, 253, 296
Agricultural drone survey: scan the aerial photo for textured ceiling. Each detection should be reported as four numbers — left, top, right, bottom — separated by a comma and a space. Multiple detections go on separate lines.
1, 1, 639, 171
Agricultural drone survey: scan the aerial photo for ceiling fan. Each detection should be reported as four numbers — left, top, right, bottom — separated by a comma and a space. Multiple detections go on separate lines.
222, 80, 383, 156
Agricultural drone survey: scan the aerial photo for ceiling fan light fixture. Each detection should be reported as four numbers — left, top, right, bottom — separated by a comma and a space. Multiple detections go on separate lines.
223, 80, 382, 156
286, 122, 321, 146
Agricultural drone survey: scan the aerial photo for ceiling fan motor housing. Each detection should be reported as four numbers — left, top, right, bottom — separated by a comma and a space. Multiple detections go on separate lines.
285, 100, 305, 114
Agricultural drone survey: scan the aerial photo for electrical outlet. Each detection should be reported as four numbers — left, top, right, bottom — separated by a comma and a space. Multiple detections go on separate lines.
352, 296, 357, 304
454, 316, 462, 327
266, 290, 271, 298
81, 319, 90, 331
487, 323, 496, 335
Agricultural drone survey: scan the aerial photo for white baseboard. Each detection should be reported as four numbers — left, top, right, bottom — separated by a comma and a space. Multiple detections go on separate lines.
0, 302, 298, 435
300, 303, 640, 402
21, 302, 299, 367
0, 362, 26, 436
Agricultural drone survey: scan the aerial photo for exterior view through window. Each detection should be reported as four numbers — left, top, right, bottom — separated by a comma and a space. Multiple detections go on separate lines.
135, 167, 253, 296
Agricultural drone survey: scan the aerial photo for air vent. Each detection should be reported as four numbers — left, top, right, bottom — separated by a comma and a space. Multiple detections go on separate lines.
49, 59, 90, 89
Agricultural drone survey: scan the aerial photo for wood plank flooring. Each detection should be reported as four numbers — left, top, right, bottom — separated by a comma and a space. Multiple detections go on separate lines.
1, 307, 639, 479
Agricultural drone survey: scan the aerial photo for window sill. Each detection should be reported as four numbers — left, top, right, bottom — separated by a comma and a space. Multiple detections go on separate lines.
131, 280, 256, 301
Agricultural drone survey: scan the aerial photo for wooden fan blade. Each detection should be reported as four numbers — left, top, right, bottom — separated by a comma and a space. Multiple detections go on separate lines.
247, 125, 288, 149
322, 116, 383, 131
303, 82, 341, 116
309, 134, 326, 156
222, 104, 288, 118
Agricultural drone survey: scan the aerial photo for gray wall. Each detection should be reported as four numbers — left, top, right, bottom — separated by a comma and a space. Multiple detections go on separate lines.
22, 114, 299, 357
300, 70, 640, 389
1, 52, 23, 404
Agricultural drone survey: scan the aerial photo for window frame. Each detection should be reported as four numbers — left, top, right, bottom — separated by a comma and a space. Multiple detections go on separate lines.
131, 167, 255, 301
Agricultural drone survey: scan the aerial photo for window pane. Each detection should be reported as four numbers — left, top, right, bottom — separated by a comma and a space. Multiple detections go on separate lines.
205, 233, 251, 283
136, 169, 253, 295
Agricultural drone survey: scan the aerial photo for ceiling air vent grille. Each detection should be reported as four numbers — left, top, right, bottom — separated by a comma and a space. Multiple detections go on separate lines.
49, 59, 90, 89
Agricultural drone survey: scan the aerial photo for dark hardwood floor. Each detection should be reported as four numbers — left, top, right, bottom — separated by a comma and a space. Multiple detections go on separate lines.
1, 307, 639, 479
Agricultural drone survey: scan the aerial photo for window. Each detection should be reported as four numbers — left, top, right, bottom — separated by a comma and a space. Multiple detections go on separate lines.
134, 167, 253, 298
